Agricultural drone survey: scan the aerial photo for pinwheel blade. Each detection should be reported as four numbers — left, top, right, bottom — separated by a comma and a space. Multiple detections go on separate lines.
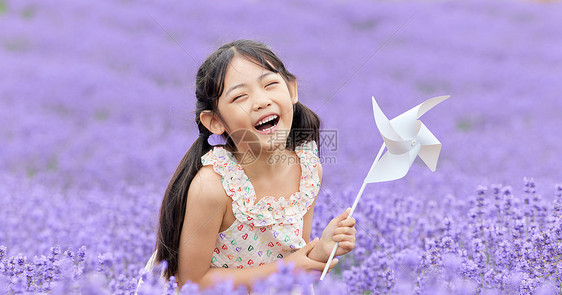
372, 96, 402, 141
419, 144, 441, 171
416, 95, 450, 118
364, 144, 421, 183
390, 95, 449, 139
416, 123, 442, 171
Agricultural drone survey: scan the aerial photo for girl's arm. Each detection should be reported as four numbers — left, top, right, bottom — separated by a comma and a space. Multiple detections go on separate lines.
177, 166, 336, 291
176, 166, 228, 288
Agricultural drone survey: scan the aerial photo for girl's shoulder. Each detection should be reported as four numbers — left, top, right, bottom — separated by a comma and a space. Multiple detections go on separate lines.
188, 165, 230, 206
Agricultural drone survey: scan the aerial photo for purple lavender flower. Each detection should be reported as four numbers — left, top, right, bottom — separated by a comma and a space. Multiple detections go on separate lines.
77, 246, 86, 263
164, 276, 178, 295
0, 246, 6, 261
524, 177, 536, 194
97, 252, 114, 273
343, 265, 367, 294
49, 245, 61, 263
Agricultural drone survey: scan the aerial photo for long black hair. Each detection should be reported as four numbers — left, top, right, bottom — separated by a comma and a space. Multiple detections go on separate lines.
155, 39, 321, 279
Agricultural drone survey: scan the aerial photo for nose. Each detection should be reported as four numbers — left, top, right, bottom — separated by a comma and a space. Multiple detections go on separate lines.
252, 93, 272, 111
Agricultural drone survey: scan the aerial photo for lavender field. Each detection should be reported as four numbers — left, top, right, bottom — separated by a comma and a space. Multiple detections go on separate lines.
1, 0, 562, 294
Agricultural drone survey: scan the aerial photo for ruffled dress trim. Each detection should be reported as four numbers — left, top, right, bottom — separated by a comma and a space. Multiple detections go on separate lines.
201, 141, 320, 226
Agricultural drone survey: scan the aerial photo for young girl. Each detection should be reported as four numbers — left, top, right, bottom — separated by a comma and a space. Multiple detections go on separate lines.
150, 39, 356, 293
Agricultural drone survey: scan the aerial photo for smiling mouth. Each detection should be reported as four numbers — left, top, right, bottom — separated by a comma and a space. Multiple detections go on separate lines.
254, 115, 280, 133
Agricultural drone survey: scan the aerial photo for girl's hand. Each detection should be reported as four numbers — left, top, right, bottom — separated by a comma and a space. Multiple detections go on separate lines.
310, 208, 357, 262
283, 237, 339, 273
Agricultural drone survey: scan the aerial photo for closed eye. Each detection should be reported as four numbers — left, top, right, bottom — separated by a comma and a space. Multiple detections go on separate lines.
265, 81, 279, 88
233, 94, 246, 101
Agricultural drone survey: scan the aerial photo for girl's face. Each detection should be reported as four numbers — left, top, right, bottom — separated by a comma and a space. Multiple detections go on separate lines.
215, 55, 298, 151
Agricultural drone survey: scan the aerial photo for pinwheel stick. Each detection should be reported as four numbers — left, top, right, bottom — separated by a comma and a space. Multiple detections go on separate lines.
319, 142, 386, 280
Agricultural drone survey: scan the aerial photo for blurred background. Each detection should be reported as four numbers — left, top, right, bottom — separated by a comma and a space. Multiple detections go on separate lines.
1, 0, 561, 293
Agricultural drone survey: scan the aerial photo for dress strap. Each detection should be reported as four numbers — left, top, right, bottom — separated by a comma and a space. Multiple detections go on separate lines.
294, 140, 321, 198
201, 147, 242, 179
201, 146, 251, 203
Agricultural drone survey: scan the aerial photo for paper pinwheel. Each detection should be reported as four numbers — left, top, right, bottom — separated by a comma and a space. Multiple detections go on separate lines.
320, 95, 450, 280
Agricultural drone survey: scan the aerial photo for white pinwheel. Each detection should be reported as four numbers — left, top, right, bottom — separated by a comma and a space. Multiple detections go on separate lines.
364, 95, 449, 183
320, 95, 450, 280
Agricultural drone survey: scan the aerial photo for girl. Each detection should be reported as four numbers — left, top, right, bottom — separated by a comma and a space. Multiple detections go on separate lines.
150, 39, 356, 293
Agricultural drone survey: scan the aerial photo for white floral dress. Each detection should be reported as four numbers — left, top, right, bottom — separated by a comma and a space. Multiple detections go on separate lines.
136, 140, 320, 294
201, 140, 321, 269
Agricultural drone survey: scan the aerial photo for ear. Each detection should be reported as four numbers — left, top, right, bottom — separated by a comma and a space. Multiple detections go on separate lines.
200, 111, 226, 135
287, 79, 298, 104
